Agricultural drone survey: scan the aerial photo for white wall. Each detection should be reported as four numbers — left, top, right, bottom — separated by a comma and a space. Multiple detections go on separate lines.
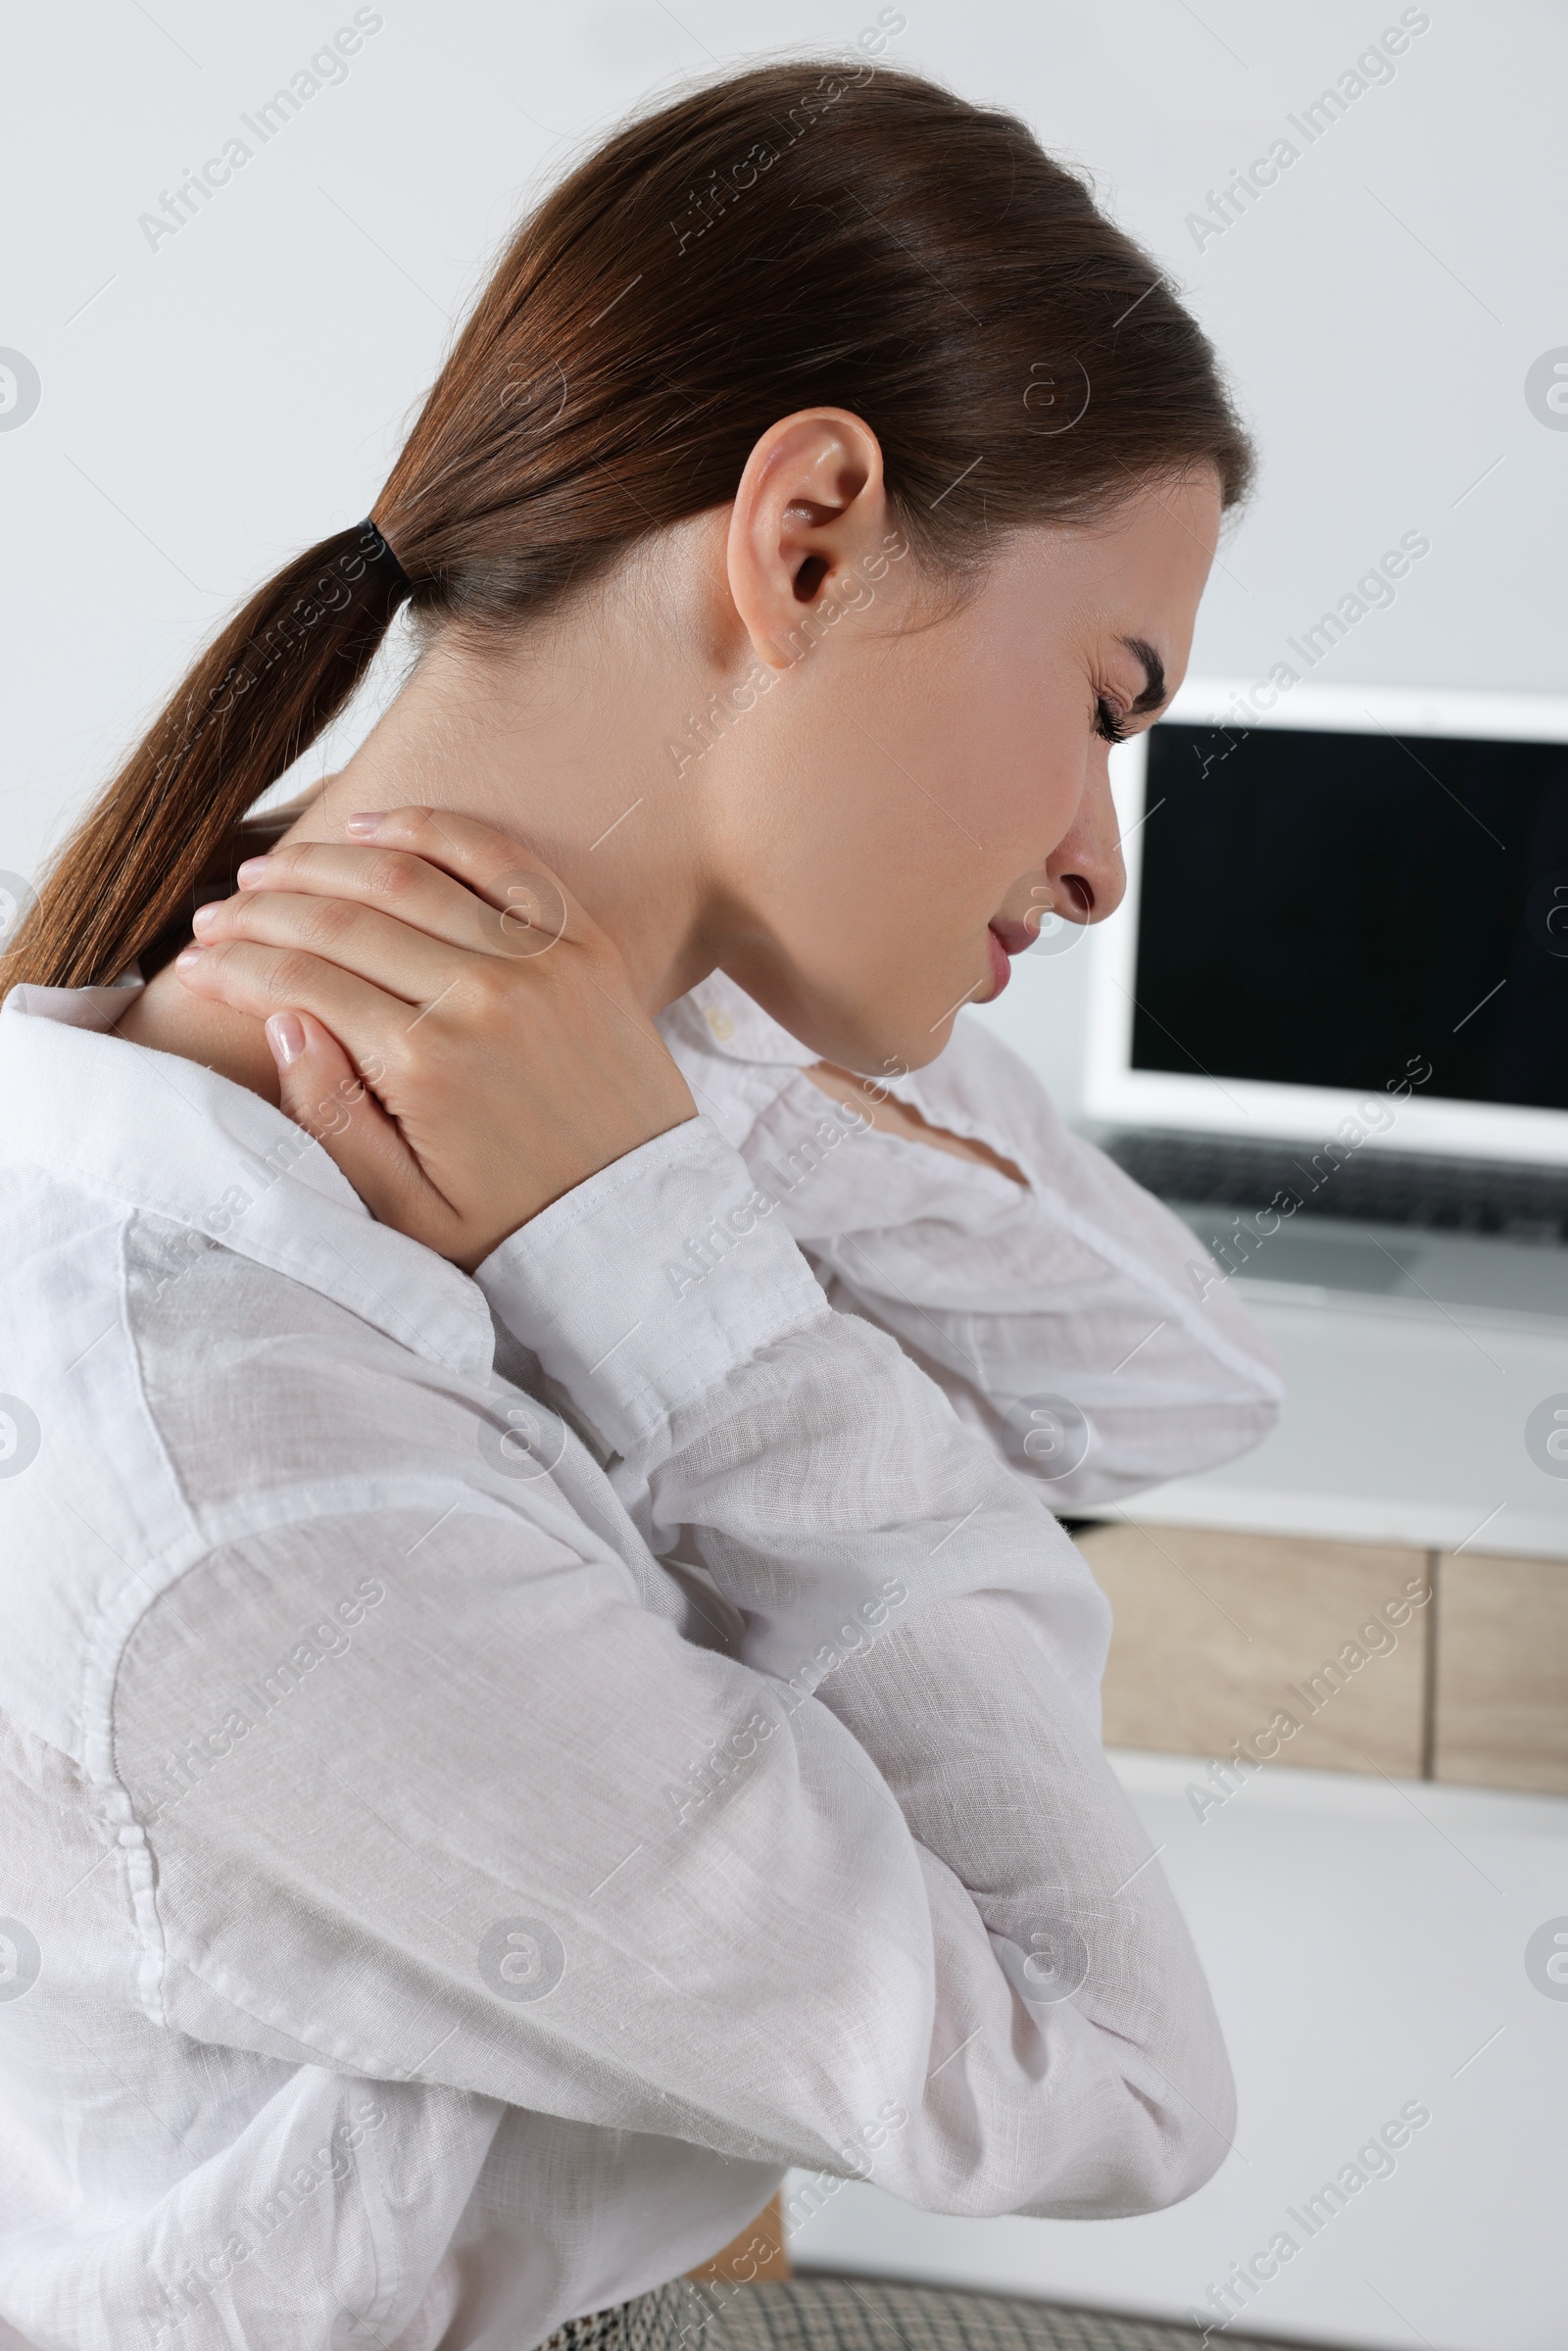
6, 0, 1564, 940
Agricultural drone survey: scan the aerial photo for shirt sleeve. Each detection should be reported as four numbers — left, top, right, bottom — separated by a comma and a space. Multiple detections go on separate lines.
720, 1016, 1284, 1506
470, 1113, 1237, 2215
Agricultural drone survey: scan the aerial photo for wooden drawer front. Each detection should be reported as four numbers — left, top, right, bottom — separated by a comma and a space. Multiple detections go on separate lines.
1076, 1524, 1432, 1781
1432, 1551, 1568, 1795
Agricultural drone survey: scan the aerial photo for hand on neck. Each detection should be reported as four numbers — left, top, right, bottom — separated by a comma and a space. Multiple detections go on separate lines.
114, 523, 754, 1095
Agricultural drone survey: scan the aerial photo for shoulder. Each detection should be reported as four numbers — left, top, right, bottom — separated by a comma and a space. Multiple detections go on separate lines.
119, 1221, 613, 1595
0, 1173, 604, 1752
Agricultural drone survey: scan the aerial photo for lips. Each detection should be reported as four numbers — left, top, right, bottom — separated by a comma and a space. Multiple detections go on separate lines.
985, 924, 1012, 999
989, 916, 1037, 958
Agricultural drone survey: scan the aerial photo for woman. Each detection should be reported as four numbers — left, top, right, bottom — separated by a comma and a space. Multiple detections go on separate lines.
0, 59, 1280, 2351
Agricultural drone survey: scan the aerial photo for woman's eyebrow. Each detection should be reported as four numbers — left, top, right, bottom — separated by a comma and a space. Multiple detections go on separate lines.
1118, 634, 1167, 715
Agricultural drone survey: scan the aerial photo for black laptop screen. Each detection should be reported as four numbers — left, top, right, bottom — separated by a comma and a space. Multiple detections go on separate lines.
1131, 722, 1568, 1112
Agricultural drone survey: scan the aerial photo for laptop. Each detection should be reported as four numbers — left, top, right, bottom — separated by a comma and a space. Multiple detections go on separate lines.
1082, 677, 1568, 1320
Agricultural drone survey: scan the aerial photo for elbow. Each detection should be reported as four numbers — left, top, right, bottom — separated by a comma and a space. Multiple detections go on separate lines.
1115, 1956, 1240, 2215
1217, 1381, 1283, 1473
1026, 1976, 1239, 2221
1133, 2059, 1237, 2211
1197, 1311, 1288, 1465
1060, 1383, 1283, 1507
1102, 2003, 1239, 2216
1013, 2053, 1238, 2222
899, 2003, 1238, 2225
918, 2089, 1235, 2226
1176, 1311, 1290, 1475
1171, 1380, 1284, 1482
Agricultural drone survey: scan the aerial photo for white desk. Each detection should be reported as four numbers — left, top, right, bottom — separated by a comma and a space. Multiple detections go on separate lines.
1084, 1283, 1568, 1562
787, 1755, 1568, 2351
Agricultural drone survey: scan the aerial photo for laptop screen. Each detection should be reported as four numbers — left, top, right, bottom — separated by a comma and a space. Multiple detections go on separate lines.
1132, 722, 1568, 1113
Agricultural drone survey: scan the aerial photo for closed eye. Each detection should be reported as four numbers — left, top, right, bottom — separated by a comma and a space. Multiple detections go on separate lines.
1095, 696, 1129, 746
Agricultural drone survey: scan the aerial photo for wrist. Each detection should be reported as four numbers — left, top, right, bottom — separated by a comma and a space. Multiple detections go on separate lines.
472, 1115, 829, 1458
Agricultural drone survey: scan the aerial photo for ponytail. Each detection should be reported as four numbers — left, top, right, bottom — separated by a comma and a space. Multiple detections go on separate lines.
6, 62, 1253, 997
2, 522, 408, 994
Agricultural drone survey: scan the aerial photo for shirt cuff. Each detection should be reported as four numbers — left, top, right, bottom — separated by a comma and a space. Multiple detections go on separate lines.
472, 1116, 830, 1459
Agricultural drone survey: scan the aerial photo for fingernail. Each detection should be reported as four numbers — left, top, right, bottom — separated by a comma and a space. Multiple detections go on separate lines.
345, 811, 387, 839
174, 943, 206, 967
265, 1012, 307, 1068
235, 856, 270, 885
190, 902, 220, 933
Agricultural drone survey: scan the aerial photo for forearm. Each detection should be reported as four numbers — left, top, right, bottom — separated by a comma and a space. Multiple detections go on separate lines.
476, 1115, 1234, 2211
737, 1043, 1282, 1501
816, 1587, 1235, 2213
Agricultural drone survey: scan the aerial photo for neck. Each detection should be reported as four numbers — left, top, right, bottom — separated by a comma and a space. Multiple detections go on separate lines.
115, 573, 738, 1098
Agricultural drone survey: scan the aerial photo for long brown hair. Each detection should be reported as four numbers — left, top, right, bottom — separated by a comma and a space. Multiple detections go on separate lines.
5, 59, 1251, 995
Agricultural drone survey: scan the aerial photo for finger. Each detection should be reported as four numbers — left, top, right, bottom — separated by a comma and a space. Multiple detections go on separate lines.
234, 839, 525, 961
262, 1009, 458, 1243
174, 937, 420, 1079
194, 887, 468, 1005
343, 808, 591, 956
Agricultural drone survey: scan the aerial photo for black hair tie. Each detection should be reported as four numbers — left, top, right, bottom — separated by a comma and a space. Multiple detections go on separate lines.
359, 514, 411, 599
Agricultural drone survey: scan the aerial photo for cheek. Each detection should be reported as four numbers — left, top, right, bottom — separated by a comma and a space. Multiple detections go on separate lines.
914, 643, 1088, 861
856, 628, 1086, 872
987, 715, 1086, 857
791, 802, 979, 971
988, 654, 1089, 833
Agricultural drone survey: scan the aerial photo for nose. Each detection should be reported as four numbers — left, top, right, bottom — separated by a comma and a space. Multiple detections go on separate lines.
1045, 754, 1126, 926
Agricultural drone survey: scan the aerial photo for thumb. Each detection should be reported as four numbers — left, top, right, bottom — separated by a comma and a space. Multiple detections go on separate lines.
263, 1010, 443, 1235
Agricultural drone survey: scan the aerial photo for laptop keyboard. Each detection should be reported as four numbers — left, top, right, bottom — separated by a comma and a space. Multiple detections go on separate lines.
1103, 1129, 1568, 1245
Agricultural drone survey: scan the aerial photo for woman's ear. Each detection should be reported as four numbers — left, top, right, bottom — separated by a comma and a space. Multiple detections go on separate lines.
725, 408, 888, 669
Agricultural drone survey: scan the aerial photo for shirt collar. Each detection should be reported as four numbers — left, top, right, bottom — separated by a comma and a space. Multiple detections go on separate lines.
0, 980, 495, 1380
660, 969, 818, 1068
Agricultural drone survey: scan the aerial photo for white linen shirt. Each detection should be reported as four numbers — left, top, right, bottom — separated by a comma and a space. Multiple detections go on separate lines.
0, 968, 1281, 2351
